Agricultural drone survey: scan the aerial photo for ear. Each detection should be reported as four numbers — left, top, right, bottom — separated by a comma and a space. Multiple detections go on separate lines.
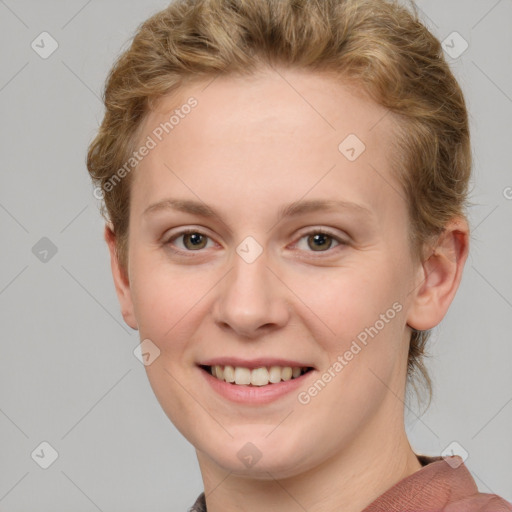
406, 216, 470, 331
104, 224, 138, 330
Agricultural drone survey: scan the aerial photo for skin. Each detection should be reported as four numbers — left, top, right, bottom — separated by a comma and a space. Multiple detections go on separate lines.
105, 66, 469, 512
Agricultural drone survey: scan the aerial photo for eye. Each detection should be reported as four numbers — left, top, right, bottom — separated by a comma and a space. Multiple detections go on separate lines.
294, 230, 346, 253
163, 228, 347, 255
165, 229, 215, 252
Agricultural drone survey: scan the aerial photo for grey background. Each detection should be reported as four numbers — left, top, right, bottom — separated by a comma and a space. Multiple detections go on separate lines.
0, 0, 511, 510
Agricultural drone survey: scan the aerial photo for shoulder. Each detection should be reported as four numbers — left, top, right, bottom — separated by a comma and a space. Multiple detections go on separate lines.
363, 454, 512, 512
444, 492, 512, 512
417, 455, 512, 512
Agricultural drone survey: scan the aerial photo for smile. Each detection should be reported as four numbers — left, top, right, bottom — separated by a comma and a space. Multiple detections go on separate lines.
201, 365, 312, 386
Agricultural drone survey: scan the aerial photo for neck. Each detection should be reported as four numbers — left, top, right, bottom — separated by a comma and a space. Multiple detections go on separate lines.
197, 411, 423, 512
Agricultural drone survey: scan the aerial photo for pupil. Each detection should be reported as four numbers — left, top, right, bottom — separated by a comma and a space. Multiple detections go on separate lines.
185, 233, 205, 249
309, 233, 331, 251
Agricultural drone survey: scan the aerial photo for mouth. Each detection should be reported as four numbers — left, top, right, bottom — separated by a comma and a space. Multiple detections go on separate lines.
199, 364, 314, 386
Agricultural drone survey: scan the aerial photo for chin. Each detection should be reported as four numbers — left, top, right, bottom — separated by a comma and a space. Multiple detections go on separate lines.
198, 432, 319, 479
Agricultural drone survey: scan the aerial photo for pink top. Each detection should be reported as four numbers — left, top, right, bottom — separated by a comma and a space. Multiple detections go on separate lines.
362, 454, 512, 512
189, 454, 512, 511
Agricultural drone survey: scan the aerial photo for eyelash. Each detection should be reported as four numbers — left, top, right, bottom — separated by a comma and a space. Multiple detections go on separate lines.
163, 228, 348, 257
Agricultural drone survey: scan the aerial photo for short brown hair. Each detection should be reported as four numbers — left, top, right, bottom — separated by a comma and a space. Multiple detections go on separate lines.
86, 0, 472, 411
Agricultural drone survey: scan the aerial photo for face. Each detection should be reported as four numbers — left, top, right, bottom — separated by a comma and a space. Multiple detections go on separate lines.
113, 67, 426, 478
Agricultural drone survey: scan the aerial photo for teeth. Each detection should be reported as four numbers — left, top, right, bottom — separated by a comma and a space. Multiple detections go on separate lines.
223, 365, 235, 383
213, 366, 224, 380
268, 366, 282, 383
234, 367, 251, 385
281, 367, 292, 381
251, 367, 269, 386
209, 365, 308, 386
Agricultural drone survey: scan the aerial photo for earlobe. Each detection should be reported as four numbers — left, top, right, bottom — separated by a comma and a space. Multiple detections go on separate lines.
104, 224, 139, 330
406, 217, 470, 331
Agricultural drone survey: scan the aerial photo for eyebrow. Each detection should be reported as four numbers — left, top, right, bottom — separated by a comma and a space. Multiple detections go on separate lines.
143, 198, 373, 223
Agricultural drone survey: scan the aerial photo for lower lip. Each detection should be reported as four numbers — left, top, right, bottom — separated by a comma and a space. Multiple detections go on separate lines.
199, 366, 314, 405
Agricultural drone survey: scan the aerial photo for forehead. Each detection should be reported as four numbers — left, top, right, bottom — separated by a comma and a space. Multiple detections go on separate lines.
131, 67, 402, 219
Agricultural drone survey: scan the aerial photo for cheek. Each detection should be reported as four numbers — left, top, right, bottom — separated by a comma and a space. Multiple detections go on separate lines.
129, 251, 222, 360
294, 263, 403, 344
129, 254, 186, 342
128, 257, 211, 438
297, 259, 410, 395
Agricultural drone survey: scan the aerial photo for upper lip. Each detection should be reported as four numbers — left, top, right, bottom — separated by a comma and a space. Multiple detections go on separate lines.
198, 357, 315, 370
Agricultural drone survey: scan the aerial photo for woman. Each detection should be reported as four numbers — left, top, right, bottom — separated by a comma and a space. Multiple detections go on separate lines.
86, 0, 512, 510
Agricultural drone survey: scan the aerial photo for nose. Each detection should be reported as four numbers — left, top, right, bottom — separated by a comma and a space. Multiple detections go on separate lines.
211, 248, 291, 339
